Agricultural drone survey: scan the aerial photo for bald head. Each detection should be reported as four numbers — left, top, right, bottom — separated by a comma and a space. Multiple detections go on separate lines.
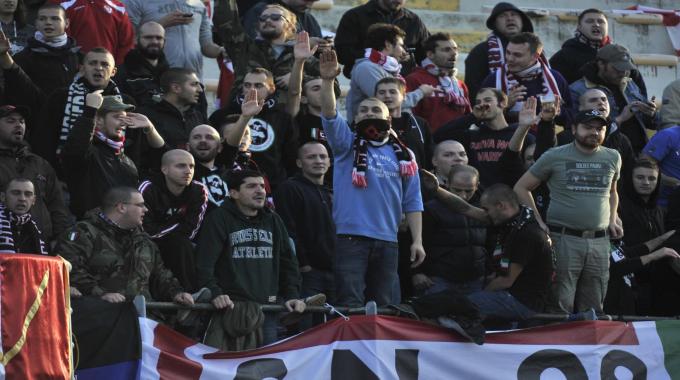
432, 140, 468, 180
138, 22, 165, 59
189, 124, 220, 140
162, 149, 194, 168
188, 125, 222, 164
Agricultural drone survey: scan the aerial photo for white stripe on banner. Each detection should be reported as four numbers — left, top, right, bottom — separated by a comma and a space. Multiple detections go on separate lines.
139, 317, 675, 380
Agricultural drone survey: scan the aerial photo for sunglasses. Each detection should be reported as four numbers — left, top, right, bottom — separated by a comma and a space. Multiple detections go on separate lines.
259, 13, 287, 23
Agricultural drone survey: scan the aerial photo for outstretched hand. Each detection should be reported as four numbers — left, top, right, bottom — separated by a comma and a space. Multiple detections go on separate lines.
0, 30, 10, 56
241, 88, 263, 117
319, 49, 341, 80
518, 96, 540, 128
419, 169, 440, 194
122, 113, 153, 129
294, 31, 317, 61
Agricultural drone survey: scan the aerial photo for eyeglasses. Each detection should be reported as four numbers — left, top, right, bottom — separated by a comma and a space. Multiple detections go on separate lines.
123, 202, 147, 209
259, 13, 287, 23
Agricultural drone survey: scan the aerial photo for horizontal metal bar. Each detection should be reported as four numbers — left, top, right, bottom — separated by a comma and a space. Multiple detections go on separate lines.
145, 302, 680, 322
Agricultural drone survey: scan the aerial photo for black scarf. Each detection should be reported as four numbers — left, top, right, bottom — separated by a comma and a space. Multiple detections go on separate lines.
0, 205, 47, 254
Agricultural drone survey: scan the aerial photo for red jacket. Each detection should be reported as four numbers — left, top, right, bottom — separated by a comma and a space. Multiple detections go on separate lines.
55, 0, 135, 64
406, 67, 471, 132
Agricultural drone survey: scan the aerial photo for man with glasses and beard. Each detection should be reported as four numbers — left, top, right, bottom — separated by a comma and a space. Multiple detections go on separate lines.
114, 22, 170, 107
514, 110, 623, 315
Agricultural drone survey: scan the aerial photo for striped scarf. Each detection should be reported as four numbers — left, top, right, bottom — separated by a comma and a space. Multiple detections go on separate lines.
420, 58, 470, 109
57, 76, 121, 155
0, 205, 47, 254
495, 59, 561, 112
364, 48, 402, 77
486, 33, 505, 72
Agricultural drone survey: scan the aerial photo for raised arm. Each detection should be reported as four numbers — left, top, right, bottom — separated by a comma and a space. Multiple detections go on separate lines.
319, 50, 340, 119
420, 169, 489, 222
288, 31, 317, 117
223, 88, 263, 146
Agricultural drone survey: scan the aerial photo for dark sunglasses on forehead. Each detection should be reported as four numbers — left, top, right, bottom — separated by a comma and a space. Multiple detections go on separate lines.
259, 13, 287, 22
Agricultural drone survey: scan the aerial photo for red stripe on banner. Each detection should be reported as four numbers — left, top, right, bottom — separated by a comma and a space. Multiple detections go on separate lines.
204, 316, 639, 359
486, 321, 639, 345
153, 323, 203, 380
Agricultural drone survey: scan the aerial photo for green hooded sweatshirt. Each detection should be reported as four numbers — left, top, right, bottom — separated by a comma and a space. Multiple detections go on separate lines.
196, 198, 300, 304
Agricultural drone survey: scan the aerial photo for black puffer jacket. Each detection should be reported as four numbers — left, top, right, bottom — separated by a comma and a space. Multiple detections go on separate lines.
113, 48, 170, 107
0, 144, 71, 240
12, 36, 80, 98
61, 106, 139, 218
334, 0, 429, 78
419, 198, 488, 282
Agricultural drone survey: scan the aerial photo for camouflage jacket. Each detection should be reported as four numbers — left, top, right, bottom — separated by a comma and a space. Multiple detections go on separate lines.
213, 0, 319, 106
55, 211, 183, 301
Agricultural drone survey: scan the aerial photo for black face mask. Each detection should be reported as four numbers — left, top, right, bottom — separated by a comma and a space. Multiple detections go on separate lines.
355, 118, 391, 141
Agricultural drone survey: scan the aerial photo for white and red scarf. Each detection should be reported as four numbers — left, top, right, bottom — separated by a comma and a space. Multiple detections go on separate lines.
94, 129, 125, 155
364, 48, 402, 77
487, 33, 506, 72
495, 59, 561, 112
420, 58, 470, 108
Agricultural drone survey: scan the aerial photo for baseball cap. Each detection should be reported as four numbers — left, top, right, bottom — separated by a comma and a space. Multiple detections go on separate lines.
596, 44, 635, 71
0, 105, 30, 119
574, 109, 608, 125
101, 95, 135, 112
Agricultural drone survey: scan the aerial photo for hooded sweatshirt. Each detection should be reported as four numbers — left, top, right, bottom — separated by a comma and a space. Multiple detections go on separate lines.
196, 198, 300, 304
12, 35, 80, 97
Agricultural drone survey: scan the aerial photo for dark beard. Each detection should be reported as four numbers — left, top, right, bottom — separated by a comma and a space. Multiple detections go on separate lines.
139, 46, 162, 60
259, 29, 282, 40
574, 134, 603, 149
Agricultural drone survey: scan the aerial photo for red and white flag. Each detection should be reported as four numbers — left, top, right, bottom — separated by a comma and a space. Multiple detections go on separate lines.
140, 314, 680, 379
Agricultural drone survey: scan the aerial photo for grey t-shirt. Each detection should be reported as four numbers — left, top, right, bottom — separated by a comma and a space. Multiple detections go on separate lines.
530, 143, 621, 230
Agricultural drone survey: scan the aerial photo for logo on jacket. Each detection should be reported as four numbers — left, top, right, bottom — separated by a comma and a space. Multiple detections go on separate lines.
248, 118, 275, 152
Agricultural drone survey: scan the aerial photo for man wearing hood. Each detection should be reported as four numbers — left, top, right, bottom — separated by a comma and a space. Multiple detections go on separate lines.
617, 158, 665, 315
550, 8, 648, 93
196, 169, 304, 345
210, 68, 298, 191
334, 0, 429, 78
319, 49, 425, 307
570, 44, 657, 154
465, 2, 535, 101
114, 21, 170, 107
243, 0, 322, 40
10, 3, 78, 98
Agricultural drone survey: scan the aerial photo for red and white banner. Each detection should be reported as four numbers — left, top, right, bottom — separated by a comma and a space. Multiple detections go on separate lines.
140, 314, 680, 379
0, 254, 72, 379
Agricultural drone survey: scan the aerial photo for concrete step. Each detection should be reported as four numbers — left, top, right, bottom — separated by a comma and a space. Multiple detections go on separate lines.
311, 6, 675, 55
329, 0, 460, 11
460, 0, 677, 13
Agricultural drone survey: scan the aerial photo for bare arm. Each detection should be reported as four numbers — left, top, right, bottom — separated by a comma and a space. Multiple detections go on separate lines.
513, 171, 546, 230
223, 88, 263, 146
319, 50, 340, 119
288, 32, 317, 117
406, 212, 425, 267
608, 180, 623, 239
420, 169, 489, 222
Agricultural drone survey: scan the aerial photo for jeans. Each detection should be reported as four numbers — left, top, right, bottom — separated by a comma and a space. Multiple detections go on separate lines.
422, 276, 484, 297
467, 290, 535, 321
334, 236, 399, 307
300, 268, 335, 328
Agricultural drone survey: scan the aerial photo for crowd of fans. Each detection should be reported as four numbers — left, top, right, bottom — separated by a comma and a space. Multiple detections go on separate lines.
1, 0, 680, 347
